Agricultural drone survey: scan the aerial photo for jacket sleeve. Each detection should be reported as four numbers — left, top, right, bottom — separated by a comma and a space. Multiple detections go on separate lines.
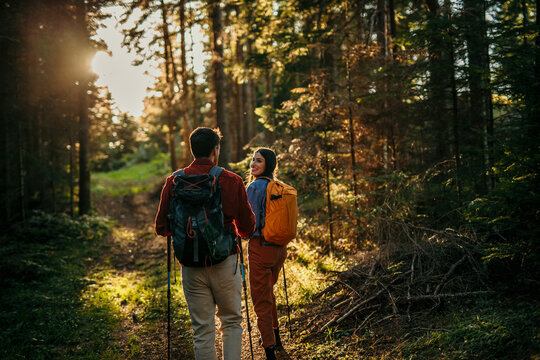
155, 175, 173, 237
233, 178, 256, 238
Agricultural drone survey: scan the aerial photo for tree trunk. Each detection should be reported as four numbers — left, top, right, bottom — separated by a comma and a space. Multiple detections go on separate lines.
77, 1, 91, 216
376, 0, 393, 170
324, 129, 334, 254
265, 65, 274, 143
425, 0, 450, 161
161, 0, 177, 171
179, 0, 192, 164
242, 77, 252, 149
463, 0, 494, 192
246, 39, 256, 142
346, 56, 360, 240
3, 110, 10, 221
534, 0, 540, 129
18, 116, 27, 222
249, 78, 257, 140
234, 36, 244, 160
69, 123, 74, 217
188, 9, 200, 128
240, 38, 249, 150
449, 30, 462, 201
210, 0, 231, 167
344, 0, 361, 240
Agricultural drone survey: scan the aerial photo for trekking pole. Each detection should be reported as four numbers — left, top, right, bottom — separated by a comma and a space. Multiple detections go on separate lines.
173, 248, 177, 284
167, 235, 172, 360
282, 264, 292, 336
238, 238, 254, 360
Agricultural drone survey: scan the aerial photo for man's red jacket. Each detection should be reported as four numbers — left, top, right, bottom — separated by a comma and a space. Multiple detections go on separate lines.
155, 158, 255, 240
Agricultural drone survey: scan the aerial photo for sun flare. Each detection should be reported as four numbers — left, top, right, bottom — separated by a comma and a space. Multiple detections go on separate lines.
91, 49, 154, 118
91, 6, 158, 118
92, 5, 207, 119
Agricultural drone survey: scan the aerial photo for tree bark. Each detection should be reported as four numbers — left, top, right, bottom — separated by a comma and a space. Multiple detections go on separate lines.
210, 0, 231, 167
234, 36, 244, 160
246, 39, 256, 143
376, 0, 392, 170
324, 129, 334, 254
179, 0, 192, 164
77, 1, 91, 216
265, 64, 274, 143
69, 123, 74, 217
242, 77, 252, 149
160, 0, 177, 171
449, 30, 462, 201
534, 0, 540, 128
249, 77, 257, 141
425, 0, 449, 161
346, 56, 360, 239
4, 109, 10, 221
463, 0, 494, 192
188, 9, 200, 128
18, 115, 27, 222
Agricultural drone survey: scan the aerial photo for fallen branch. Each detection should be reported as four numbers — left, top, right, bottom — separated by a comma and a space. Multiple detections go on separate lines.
434, 255, 466, 296
336, 289, 385, 324
407, 290, 493, 301
355, 309, 377, 333
334, 296, 353, 309
305, 315, 317, 329
336, 279, 363, 298
318, 314, 339, 333
328, 293, 347, 307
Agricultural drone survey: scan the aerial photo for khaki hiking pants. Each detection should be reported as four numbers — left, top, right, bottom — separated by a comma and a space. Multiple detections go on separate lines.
248, 237, 287, 348
181, 254, 243, 360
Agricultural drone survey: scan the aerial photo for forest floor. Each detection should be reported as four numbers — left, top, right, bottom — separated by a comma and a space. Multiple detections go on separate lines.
93, 187, 299, 360
91, 185, 540, 360
1, 184, 538, 359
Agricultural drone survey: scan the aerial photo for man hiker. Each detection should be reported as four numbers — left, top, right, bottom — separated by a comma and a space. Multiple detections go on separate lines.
155, 127, 256, 360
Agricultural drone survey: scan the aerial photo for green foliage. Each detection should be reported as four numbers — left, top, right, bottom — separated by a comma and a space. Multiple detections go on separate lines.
283, 241, 347, 306
402, 300, 540, 360
229, 155, 252, 183
0, 212, 117, 359
0, 209, 194, 359
90, 91, 144, 172
11, 210, 110, 244
92, 152, 170, 197
460, 112, 540, 292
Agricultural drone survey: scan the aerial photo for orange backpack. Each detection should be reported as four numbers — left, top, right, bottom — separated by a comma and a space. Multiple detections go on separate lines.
261, 177, 298, 246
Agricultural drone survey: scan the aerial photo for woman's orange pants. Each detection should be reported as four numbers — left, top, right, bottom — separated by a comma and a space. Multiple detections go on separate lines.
248, 237, 287, 348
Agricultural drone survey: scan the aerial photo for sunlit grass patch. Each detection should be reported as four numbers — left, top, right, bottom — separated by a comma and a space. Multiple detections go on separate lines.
274, 239, 348, 322
92, 153, 169, 197
287, 337, 361, 360
0, 214, 120, 359
127, 335, 142, 358
112, 227, 139, 243
82, 265, 188, 324
270, 239, 358, 357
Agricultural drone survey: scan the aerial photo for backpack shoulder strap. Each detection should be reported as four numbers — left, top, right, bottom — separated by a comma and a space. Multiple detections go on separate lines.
172, 169, 185, 177
209, 166, 224, 179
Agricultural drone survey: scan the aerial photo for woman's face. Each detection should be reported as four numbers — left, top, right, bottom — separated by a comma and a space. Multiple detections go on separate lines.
250, 152, 266, 177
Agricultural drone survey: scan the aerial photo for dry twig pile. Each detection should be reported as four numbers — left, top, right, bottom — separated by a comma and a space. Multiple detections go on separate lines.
305, 224, 492, 338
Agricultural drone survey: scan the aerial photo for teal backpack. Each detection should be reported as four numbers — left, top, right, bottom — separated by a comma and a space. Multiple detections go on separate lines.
168, 166, 235, 266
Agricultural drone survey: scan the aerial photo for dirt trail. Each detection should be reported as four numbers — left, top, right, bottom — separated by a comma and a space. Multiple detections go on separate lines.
94, 189, 296, 359
95, 190, 174, 359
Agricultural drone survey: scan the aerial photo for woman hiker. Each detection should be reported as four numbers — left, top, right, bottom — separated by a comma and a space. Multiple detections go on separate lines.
246, 148, 286, 360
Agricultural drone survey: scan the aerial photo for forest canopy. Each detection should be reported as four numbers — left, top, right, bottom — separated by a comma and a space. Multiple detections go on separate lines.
0, 0, 538, 289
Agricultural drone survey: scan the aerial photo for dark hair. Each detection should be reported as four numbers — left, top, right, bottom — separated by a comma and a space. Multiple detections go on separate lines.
256, 148, 277, 178
189, 127, 222, 158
